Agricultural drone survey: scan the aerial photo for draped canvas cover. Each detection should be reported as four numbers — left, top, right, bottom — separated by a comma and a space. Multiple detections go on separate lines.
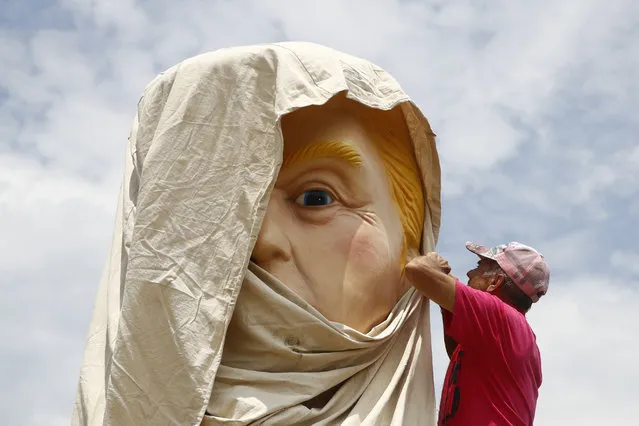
204, 264, 433, 425
72, 42, 442, 426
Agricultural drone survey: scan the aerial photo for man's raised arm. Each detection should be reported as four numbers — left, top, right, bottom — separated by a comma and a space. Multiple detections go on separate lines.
403, 252, 457, 313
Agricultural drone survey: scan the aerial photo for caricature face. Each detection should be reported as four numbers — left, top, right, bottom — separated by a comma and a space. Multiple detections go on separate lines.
251, 98, 413, 333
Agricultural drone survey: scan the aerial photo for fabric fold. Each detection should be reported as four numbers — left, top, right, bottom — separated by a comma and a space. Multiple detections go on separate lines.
203, 263, 430, 425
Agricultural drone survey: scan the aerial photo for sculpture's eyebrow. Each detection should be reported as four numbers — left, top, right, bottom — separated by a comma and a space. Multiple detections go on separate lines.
283, 140, 362, 169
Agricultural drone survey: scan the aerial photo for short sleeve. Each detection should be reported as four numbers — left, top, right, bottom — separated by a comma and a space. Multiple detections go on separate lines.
445, 281, 506, 350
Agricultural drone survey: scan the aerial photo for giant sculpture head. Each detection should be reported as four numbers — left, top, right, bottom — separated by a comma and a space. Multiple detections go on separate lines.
252, 94, 425, 332
73, 43, 442, 426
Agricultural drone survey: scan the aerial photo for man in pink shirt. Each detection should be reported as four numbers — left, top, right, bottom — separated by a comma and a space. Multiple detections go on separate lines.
404, 241, 550, 426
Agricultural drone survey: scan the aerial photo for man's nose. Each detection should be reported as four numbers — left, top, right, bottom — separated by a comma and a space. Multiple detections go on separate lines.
251, 194, 292, 265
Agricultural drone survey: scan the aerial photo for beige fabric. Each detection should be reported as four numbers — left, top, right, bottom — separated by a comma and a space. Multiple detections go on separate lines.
72, 42, 441, 426
204, 264, 433, 425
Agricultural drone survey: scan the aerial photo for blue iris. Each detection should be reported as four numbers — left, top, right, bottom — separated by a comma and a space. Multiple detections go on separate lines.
296, 190, 334, 206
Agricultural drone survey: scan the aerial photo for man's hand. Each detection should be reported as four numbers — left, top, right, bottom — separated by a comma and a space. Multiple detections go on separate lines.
404, 252, 457, 313
422, 252, 452, 275
405, 252, 460, 357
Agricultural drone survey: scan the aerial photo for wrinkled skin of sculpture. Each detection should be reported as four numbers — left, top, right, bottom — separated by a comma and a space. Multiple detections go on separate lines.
252, 96, 424, 333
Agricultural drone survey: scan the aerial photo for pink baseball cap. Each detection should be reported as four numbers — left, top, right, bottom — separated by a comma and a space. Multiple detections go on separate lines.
465, 241, 550, 302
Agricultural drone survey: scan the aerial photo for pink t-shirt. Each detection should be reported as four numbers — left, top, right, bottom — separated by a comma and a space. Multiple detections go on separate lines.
438, 281, 542, 426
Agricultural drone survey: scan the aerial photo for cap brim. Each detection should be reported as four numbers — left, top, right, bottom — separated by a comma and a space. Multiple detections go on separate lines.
465, 241, 496, 260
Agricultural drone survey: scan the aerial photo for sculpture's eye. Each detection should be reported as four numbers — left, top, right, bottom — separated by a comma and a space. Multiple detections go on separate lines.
294, 190, 335, 207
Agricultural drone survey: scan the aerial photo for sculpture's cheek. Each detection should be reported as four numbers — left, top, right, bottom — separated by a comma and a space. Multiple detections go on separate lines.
347, 229, 391, 264
343, 222, 402, 282
337, 208, 400, 260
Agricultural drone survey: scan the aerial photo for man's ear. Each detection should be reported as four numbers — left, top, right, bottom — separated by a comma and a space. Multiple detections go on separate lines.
486, 274, 505, 293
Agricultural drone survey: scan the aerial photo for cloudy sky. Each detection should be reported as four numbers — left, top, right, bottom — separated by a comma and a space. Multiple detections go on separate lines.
1, 0, 638, 424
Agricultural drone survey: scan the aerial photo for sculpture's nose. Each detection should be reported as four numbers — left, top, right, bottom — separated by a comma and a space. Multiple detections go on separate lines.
251, 193, 292, 266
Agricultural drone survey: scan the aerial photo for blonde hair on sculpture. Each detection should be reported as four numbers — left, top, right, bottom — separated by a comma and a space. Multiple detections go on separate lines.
282, 97, 425, 262
349, 104, 425, 259
283, 140, 362, 169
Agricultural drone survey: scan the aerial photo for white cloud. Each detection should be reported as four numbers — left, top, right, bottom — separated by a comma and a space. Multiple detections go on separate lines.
0, 157, 115, 425
528, 275, 639, 424
610, 251, 639, 276
539, 230, 601, 274
1, 0, 637, 424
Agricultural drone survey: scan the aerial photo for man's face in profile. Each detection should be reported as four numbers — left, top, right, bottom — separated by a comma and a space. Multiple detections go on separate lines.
251, 100, 408, 333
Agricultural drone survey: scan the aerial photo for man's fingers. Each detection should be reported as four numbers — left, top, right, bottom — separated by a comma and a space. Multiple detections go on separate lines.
426, 252, 451, 274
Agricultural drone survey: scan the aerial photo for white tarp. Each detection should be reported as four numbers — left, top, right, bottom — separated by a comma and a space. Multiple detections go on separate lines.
72, 42, 442, 426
